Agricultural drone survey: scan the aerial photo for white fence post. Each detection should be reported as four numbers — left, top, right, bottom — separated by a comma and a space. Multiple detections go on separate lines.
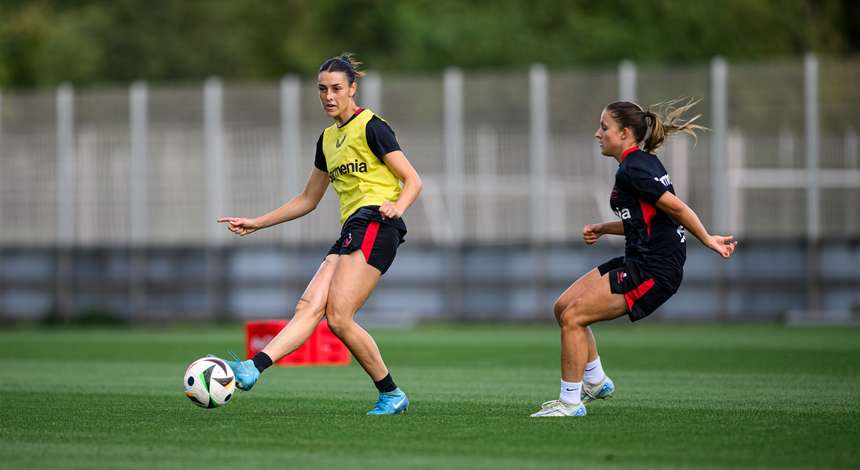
280, 75, 301, 243
56, 83, 75, 321
668, 137, 689, 201
204, 77, 227, 320
476, 126, 498, 239
804, 53, 821, 314
362, 71, 382, 114
205, 77, 225, 246
619, 60, 637, 102
710, 57, 729, 233
129, 81, 148, 319
846, 128, 859, 233
444, 67, 464, 243
130, 81, 148, 246
727, 131, 745, 236
57, 83, 76, 246
805, 53, 820, 241
529, 64, 548, 242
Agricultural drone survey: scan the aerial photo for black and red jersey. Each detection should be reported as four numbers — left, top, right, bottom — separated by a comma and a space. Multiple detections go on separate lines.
610, 147, 686, 270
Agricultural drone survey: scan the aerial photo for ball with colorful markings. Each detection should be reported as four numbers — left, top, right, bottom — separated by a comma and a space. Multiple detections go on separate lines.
183, 357, 236, 408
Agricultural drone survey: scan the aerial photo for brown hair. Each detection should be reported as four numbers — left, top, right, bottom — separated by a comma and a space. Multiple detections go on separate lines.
319, 52, 367, 85
605, 98, 706, 153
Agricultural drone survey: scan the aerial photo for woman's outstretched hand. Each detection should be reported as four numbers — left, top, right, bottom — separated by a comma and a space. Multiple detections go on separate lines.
217, 217, 260, 237
707, 234, 737, 258
582, 224, 602, 245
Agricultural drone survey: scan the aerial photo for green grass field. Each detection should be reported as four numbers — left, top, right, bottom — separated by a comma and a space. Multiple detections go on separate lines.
1, 324, 858, 469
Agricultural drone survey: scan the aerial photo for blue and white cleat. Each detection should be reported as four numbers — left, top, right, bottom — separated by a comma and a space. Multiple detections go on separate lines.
529, 400, 587, 417
582, 376, 614, 404
367, 388, 409, 415
224, 357, 260, 391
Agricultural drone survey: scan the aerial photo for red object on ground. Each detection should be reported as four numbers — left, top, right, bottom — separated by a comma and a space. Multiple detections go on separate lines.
245, 320, 350, 366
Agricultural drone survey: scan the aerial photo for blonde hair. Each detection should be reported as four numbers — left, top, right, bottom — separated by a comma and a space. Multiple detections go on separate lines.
606, 97, 707, 152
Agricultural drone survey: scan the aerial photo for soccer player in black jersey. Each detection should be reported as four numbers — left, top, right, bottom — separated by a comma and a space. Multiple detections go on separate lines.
531, 99, 737, 417
217, 54, 422, 415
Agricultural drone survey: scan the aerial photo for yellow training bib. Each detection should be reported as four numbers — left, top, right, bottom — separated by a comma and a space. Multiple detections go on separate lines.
320, 109, 402, 224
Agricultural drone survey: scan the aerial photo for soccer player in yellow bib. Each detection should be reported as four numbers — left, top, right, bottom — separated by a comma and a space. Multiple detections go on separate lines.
217, 54, 422, 415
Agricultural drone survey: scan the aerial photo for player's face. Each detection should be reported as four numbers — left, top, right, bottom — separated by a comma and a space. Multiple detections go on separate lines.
594, 110, 625, 158
318, 71, 357, 120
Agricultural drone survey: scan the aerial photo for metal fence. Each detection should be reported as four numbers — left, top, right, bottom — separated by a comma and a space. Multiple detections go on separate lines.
1, 56, 859, 322
2, 55, 858, 247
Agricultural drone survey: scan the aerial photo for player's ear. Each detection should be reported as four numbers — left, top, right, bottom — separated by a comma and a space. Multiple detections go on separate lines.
349, 81, 357, 98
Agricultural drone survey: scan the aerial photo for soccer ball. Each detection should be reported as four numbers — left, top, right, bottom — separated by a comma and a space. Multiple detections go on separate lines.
183, 357, 236, 408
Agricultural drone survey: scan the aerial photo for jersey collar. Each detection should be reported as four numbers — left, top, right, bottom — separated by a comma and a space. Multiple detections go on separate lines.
619, 145, 639, 162
337, 107, 365, 128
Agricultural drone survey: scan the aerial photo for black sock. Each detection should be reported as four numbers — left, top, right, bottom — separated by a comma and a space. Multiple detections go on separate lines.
251, 352, 273, 373
374, 373, 397, 393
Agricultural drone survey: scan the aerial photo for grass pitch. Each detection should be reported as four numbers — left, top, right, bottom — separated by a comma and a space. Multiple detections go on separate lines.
0, 324, 858, 469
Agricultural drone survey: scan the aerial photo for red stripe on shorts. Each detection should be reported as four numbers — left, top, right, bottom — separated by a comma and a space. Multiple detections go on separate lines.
360, 221, 380, 263
624, 278, 655, 311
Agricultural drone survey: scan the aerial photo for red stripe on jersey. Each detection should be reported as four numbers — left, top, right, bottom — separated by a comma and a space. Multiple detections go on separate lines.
639, 199, 656, 238
360, 221, 380, 262
624, 278, 655, 311
619, 146, 639, 162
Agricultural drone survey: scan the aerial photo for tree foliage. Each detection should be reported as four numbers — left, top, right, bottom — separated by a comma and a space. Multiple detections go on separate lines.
0, 0, 855, 88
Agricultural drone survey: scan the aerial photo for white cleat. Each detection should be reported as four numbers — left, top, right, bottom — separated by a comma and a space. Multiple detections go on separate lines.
529, 400, 587, 417
582, 376, 615, 404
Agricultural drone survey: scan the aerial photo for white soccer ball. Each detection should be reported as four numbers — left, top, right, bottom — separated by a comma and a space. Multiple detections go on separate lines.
183, 357, 236, 408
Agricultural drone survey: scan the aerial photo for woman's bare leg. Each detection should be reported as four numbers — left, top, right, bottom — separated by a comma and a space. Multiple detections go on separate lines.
261, 255, 339, 361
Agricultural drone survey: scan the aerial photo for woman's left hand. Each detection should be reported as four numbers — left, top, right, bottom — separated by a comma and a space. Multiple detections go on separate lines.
379, 201, 402, 219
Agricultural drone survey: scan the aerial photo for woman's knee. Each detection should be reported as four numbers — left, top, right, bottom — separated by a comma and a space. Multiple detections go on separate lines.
294, 297, 326, 323
324, 301, 354, 335
559, 299, 589, 330
553, 297, 568, 323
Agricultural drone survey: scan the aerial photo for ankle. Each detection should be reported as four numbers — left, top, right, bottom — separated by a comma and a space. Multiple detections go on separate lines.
583, 356, 606, 384
251, 352, 273, 373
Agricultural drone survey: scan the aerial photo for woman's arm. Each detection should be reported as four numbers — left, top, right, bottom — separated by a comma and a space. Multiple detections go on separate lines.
379, 150, 422, 219
582, 221, 624, 245
655, 191, 736, 258
217, 168, 330, 236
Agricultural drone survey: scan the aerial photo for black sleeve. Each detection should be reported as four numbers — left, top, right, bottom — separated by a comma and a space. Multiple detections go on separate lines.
365, 116, 401, 162
313, 132, 326, 172
625, 164, 668, 205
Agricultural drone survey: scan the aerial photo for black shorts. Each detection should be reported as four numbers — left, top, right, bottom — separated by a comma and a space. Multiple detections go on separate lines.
327, 206, 406, 275
597, 256, 683, 322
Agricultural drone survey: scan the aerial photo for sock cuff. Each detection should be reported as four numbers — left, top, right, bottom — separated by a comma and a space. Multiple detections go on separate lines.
374, 373, 397, 393
252, 352, 273, 372
585, 356, 601, 369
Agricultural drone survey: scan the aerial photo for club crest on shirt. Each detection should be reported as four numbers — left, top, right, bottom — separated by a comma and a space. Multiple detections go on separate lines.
342, 232, 352, 248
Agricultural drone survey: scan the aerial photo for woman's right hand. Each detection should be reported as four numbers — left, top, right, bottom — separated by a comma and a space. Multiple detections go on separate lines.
217, 217, 261, 237
706, 234, 737, 259
582, 224, 602, 245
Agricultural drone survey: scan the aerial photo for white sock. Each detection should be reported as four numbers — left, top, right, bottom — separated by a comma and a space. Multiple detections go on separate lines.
559, 379, 582, 405
584, 356, 606, 385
